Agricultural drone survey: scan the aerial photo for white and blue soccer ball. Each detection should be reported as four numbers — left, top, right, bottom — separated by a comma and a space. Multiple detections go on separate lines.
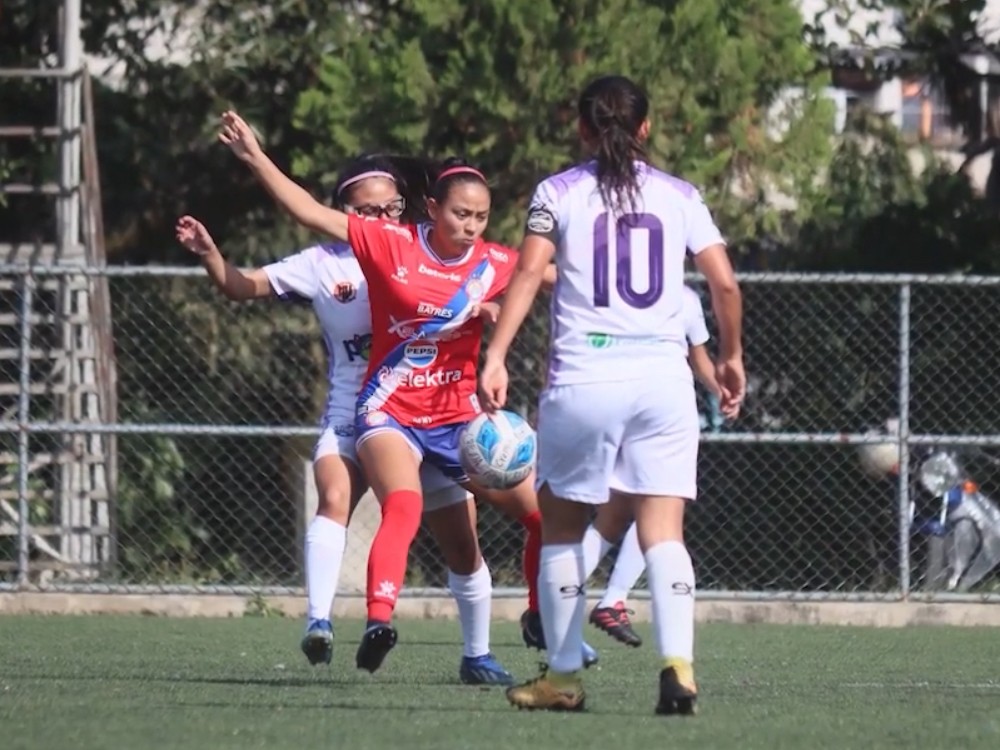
459, 410, 537, 490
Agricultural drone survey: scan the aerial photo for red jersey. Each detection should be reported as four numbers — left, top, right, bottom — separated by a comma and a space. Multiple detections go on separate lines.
347, 215, 517, 427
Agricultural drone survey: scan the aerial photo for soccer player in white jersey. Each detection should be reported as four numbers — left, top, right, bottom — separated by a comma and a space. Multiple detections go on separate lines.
175, 154, 514, 686
585, 284, 740, 647
480, 75, 745, 714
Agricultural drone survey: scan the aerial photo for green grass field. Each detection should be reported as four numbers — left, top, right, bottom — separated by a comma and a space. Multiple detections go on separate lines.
2, 615, 999, 750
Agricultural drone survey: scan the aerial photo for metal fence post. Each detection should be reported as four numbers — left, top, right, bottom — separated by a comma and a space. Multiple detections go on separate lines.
16, 272, 35, 588
897, 282, 912, 599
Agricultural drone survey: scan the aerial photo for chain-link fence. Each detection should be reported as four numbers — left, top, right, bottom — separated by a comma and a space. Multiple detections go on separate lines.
2, 265, 1000, 601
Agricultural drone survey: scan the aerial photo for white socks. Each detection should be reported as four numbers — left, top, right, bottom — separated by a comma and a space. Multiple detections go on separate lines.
581, 525, 614, 579
599, 522, 646, 608
304, 515, 347, 622
448, 561, 493, 658
644, 540, 695, 661
538, 544, 587, 673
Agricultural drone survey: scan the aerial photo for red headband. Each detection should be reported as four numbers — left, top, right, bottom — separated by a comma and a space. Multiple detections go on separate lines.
436, 166, 486, 183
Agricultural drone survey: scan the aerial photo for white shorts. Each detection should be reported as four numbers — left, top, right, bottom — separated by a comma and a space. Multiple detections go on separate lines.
535, 377, 699, 504
313, 425, 469, 513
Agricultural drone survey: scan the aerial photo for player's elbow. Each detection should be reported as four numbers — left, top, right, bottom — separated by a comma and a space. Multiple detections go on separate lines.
223, 286, 255, 302
695, 245, 740, 298
707, 274, 740, 300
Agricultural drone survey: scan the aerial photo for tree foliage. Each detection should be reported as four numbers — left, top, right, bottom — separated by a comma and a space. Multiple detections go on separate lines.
292, 0, 833, 246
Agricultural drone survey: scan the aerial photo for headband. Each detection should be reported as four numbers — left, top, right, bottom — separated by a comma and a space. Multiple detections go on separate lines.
336, 170, 397, 195
435, 166, 486, 183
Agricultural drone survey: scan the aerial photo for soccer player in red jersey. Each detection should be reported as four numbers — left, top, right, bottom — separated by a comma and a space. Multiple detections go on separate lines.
176, 153, 521, 685
218, 111, 596, 673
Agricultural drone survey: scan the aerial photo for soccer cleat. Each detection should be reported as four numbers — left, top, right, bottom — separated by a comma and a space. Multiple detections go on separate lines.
520, 608, 545, 649
655, 658, 698, 716
300, 618, 333, 666
459, 653, 515, 686
589, 602, 643, 647
506, 666, 585, 712
520, 609, 599, 668
355, 621, 398, 673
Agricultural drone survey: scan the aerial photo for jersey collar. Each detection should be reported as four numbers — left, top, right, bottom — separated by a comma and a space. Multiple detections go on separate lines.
418, 223, 476, 267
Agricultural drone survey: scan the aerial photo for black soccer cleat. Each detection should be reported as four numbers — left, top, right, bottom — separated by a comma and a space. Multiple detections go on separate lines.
520, 608, 546, 650
655, 661, 698, 716
589, 602, 643, 647
355, 622, 398, 673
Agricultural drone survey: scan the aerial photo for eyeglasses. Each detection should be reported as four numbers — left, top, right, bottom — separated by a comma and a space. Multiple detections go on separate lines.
348, 197, 406, 220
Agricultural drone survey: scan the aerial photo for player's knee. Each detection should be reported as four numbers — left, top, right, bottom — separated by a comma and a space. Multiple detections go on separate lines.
635, 496, 686, 545
424, 498, 481, 574
442, 538, 480, 576
594, 502, 631, 543
381, 489, 423, 539
316, 484, 352, 524
538, 488, 591, 543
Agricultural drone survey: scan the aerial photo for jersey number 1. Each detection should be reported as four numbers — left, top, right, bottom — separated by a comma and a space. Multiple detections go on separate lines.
592, 212, 664, 309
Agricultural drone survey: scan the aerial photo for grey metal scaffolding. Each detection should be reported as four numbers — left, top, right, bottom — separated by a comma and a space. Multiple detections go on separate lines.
1, 0, 118, 584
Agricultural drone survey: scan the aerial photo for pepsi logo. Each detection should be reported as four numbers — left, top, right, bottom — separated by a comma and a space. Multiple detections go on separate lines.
404, 342, 438, 368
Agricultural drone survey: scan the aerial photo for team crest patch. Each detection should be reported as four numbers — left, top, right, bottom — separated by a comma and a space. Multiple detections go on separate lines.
466, 278, 484, 301
333, 281, 357, 303
364, 410, 388, 427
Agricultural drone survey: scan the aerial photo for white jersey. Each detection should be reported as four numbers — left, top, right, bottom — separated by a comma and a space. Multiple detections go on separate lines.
526, 161, 724, 385
263, 243, 370, 428
681, 285, 709, 349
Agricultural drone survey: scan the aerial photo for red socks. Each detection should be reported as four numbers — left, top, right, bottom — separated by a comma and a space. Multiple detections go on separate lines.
519, 510, 542, 613
366, 489, 422, 622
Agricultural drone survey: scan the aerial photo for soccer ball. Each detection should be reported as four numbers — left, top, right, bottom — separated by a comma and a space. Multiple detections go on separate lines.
858, 442, 900, 478
459, 410, 537, 490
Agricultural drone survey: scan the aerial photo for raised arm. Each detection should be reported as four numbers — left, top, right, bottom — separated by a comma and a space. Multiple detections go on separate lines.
219, 111, 349, 242
175, 215, 272, 300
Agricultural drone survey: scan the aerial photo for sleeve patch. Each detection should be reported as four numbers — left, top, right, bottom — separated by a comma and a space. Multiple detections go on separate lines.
525, 205, 556, 235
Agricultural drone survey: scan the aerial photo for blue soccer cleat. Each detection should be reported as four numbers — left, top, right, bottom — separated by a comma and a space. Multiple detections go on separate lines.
300, 618, 333, 666
459, 653, 515, 686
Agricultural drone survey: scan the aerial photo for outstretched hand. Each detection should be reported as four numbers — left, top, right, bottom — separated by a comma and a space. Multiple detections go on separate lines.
175, 215, 218, 257
218, 110, 263, 163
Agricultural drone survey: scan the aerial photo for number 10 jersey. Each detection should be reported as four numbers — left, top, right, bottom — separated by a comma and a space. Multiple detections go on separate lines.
524, 160, 725, 386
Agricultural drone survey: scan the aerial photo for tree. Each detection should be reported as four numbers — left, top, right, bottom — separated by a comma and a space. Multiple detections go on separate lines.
292, 0, 834, 247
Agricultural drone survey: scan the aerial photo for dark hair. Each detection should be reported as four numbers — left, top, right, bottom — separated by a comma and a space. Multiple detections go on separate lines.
333, 154, 435, 223
429, 156, 489, 205
578, 75, 649, 216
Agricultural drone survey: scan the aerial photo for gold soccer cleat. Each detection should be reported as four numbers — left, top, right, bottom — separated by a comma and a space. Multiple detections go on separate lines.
655, 657, 698, 716
505, 667, 585, 712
